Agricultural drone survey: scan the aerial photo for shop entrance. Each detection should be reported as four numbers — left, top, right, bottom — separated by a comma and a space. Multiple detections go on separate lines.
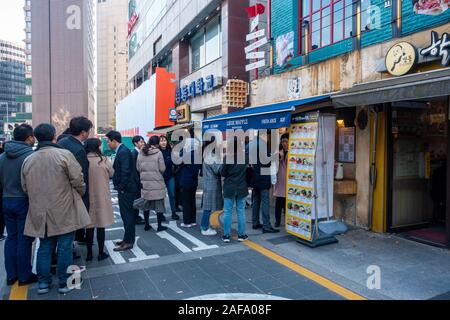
387, 98, 449, 247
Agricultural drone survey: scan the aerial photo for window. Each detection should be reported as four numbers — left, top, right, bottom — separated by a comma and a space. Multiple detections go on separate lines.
153, 36, 162, 56
300, 0, 353, 51
26, 22, 31, 29
190, 17, 221, 72
27, 55, 31, 61
26, 10, 31, 17
26, 33, 31, 39
26, 0, 31, 6
27, 43, 31, 50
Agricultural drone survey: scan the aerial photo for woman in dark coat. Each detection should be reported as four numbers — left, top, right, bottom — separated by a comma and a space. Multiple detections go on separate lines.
179, 138, 201, 228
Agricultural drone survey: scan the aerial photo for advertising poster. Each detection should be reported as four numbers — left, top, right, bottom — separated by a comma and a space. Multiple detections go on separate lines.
413, 0, 449, 15
285, 113, 319, 241
276, 31, 294, 67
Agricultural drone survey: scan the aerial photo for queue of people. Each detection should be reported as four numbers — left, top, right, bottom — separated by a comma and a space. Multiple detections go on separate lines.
0, 117, 289, 295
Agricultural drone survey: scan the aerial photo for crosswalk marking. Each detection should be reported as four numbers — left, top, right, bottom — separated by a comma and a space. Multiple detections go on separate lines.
151, 225, 193, 253
129, 237, 160, 262
165, 221, 219, 251
104, 240, 127, 264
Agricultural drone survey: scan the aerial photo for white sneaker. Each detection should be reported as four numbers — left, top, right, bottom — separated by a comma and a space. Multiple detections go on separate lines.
180, 223, 192, 228
191, 223, 197, 227
201, 228, 217, 236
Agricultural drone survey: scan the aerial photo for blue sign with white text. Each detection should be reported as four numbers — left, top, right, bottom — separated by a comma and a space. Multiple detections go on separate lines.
176, 75, 217, 105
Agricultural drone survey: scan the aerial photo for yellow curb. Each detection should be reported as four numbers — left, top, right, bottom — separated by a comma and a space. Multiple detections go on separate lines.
243, 240, 367, 300
209, 210, 223, 229
9, 282, 28, 300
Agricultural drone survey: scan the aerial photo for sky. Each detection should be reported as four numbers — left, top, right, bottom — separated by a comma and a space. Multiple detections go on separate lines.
0, 0, 25, 44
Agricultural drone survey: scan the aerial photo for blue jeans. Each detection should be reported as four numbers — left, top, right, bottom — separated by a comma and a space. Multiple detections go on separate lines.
201, 210, 211, 231
3, 198, 34, 282
37, 232, 75, 288
252, 188, 272, 229
223, 196, 247, 237
165, 177, 176, 214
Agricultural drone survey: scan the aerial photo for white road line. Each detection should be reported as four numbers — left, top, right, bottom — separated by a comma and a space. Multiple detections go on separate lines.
129, 237, 160, 262
166, 221, 219, 251
151, 223, 192, 253
104, 239, 127, 264
106, 227, 125, 232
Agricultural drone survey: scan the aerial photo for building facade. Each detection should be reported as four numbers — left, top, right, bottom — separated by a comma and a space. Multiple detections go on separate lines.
97, 0, 129, 132
0, 40, 26, 138
246, 0, 450, 247
127, 0, 249, 126
22, 0, 33, 116
32, 0, 96, 133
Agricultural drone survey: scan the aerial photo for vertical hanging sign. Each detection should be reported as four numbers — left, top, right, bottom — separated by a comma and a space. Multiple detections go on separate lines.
245, 4, 267, 72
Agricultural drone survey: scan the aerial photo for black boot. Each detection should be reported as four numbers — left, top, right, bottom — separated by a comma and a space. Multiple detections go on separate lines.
86, 246, 93, 262
171, 212, 180, 220
144, 211, 152, 231
157, 213, 167, 232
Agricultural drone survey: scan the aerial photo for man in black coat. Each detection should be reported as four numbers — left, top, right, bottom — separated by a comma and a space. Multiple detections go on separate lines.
58, 117, 93, 243
106, 131, 140, 252
131, 135, 146, 226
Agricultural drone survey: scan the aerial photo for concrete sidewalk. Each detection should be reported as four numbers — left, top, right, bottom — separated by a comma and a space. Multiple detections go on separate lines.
248, 224, 450, 300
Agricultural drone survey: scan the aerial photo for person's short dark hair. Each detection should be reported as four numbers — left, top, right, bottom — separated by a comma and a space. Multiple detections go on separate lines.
132, 135, 144, 146
13, 124, 34, 142
69, 117, 93, 136
105, 130, 122, 143
34, 123, 56, 142
281, 133, 289, 141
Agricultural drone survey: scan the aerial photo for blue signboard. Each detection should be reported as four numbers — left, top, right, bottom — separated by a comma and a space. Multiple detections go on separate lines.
176, 74, 217, 105
201, 94, 330, 133
202, 111, 292, 132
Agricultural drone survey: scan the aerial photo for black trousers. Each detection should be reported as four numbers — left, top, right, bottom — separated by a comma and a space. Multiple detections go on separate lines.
182, 187, 197, 225
0, 192, 4, 236
275, 197, 286, 225
118, 192, 137, 244
86, 228, 106, 255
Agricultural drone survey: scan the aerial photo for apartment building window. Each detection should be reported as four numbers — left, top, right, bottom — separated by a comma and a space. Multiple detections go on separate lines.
153, 36, 162, 56
26, 32, 31, 39
26, 22, 31, 29
190, 17, 221, 72
26, 11, 31, 17
26, 0, 31, 6
300, 0, 353, 51
26, 43, 31, 50
27, 54, 31, 61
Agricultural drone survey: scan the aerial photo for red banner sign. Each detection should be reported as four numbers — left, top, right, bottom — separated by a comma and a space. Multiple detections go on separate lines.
128, 12, 139, 36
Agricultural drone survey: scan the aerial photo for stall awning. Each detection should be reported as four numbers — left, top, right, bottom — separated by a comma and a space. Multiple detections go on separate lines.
202, 94, 330, 132
149, 122, 193, 135
332, 68, 450, 108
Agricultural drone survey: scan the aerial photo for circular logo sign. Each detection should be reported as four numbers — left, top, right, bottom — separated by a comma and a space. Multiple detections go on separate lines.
385, 42, 417, 76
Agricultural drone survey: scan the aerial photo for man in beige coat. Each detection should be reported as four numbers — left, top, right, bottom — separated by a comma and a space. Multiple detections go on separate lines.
21, 124, 91, 295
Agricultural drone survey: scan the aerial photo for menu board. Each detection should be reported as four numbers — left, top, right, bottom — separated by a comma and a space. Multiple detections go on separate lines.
285, 113, 319, 241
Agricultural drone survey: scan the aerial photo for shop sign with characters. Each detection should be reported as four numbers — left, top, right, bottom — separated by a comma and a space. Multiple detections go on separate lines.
420, 31, 450, 67
176, 75, 217, 105
385, 42, 417, 76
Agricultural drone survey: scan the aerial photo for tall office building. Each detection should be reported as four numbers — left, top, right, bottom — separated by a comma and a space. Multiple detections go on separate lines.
97, 0, 129, 132
0, 40, 26, 138
23, 0, 33, 115
32, 0, 96, 133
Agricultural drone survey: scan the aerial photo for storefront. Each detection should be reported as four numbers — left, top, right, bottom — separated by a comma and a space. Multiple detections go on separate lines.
202, 94, 354, 246
333, 65, 450, 248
